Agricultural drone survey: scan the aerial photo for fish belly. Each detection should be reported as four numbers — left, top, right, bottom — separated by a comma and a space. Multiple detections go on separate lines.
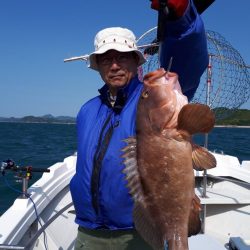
137, 134, 194, 247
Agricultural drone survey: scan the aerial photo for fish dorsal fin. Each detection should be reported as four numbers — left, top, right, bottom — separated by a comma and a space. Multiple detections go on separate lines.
192, 144, 217, 170
188, 194, 202, 236
177, 103, 215, 135
122, 137, 163, 250
122, 137, 144, 201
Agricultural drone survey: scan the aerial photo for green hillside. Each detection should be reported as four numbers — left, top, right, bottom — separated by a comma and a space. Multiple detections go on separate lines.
215, 108, 250, 126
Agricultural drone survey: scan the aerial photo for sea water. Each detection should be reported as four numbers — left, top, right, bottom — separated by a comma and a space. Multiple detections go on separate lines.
0, 122, 249, 215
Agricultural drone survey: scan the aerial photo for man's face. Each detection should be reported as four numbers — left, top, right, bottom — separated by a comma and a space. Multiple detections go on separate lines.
97, 50, 139, 95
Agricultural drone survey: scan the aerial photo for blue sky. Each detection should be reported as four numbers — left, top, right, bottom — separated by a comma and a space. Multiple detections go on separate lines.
0, 0, 249, 117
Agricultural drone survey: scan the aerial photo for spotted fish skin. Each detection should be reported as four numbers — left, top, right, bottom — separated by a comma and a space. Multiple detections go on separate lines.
122, 68, 216, 250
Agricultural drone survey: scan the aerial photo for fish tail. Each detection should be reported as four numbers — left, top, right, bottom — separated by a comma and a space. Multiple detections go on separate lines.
177, 103, 215, 135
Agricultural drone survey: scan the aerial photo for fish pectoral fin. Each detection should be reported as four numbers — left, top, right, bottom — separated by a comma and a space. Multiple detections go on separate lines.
177, 103, 215, 135
134, 201, 164, 250
192, 144, 217, 170
188, 194, 202, 236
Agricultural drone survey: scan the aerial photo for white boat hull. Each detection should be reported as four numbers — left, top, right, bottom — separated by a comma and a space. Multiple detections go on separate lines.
0, 153, 249, 249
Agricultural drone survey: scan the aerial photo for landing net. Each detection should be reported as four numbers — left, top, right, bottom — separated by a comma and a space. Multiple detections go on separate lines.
137, 28, 250, 120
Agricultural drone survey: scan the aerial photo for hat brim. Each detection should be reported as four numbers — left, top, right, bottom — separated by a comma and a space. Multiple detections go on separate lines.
88, 44, 146, 71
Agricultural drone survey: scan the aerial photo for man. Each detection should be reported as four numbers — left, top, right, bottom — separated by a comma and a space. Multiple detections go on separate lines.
70, 0, 208, 249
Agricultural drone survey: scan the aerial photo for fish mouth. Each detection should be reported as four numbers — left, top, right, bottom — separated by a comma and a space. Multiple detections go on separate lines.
144, 69, 178, 88
143, 68, 168, 85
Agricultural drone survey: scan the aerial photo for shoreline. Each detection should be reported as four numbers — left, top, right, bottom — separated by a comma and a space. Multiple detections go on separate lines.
214, 125, 250, 128
0, 121, 250, 128
0, 121, 76, 125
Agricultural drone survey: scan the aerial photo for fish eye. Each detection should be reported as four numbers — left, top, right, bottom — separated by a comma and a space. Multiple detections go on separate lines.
141, 90, 149, 98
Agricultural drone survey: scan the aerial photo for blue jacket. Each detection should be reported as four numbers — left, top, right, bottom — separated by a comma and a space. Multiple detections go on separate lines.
70, 0, 208, 230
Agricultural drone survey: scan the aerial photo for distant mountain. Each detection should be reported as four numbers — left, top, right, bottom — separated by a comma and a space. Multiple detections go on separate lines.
0, 108, 249, 125
0, 115, 76, 124
215, 108, 250, 126
42, 114, 54, 119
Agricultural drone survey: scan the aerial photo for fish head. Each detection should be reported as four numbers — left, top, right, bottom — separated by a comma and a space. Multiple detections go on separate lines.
137, 68, 188, 133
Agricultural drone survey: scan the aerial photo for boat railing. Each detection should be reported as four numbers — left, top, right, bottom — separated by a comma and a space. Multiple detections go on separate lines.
0, 202, 73, 250
206, 174, 250, 186
0, 172, 249, 249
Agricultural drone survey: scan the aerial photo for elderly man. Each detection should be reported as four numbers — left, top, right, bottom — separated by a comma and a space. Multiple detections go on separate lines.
70, 0, 208, 249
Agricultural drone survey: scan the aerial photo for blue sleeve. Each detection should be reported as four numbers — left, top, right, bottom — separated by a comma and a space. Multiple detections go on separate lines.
160, 0, 208, 100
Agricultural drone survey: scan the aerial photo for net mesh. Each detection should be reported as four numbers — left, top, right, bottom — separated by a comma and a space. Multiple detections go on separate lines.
137, 28, 250, 120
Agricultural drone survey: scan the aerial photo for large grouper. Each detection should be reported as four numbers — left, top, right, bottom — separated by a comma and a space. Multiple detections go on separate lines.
122, 68, 217, 250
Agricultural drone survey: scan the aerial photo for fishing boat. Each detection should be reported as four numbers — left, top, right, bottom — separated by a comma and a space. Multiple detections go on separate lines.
0, 152, 249, 250
1, 25, 250, 249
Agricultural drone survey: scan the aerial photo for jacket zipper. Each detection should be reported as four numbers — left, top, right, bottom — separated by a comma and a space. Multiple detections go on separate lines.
91, 112, 114, 214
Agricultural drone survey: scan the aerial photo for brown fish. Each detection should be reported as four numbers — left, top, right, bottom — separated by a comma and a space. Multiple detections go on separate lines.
122, 68, 216, 250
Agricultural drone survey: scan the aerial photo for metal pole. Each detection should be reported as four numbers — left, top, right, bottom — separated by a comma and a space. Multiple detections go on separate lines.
201, 54, 212, 234
21, 177, 28, 199
0, 246, 25, 249
64, 54, 89, 63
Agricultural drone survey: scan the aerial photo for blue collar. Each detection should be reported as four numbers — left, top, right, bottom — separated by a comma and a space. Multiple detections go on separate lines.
98, 75, 141, 113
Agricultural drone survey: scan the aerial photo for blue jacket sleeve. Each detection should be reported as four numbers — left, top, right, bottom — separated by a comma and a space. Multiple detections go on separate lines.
160, 0, 208, 100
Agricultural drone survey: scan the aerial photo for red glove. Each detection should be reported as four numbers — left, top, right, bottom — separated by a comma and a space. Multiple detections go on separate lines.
151, 0, 188, 18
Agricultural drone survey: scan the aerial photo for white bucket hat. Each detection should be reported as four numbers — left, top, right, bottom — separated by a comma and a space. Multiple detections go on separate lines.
88, 27, 146, 70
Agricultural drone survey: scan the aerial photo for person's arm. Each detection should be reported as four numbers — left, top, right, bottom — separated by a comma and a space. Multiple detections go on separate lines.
159, 0, 208, 100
